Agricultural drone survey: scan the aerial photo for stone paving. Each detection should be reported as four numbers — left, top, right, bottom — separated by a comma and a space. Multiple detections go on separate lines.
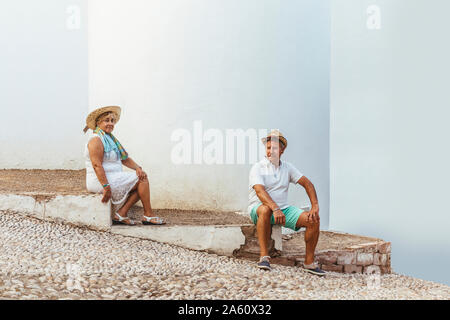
0, 210, 449, 300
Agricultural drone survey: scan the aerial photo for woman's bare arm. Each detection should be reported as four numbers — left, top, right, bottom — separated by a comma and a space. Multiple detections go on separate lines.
122, 157, 141, 170
122, 157, 148, 181
88, 138, 112, 203
88, 137, 108, 186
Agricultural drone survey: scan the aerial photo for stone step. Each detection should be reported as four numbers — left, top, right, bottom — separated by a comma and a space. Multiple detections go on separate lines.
111, 224, 251, 256
0, 191, 391, 274
0, 192, 111, 231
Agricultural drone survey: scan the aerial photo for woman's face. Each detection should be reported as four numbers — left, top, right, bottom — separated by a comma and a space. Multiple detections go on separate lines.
96, 113, 116, 134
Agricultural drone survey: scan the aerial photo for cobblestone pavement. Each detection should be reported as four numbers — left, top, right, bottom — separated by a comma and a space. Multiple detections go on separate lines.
0, 210, 449, 300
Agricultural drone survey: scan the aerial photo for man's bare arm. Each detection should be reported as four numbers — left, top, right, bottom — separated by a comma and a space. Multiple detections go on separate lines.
297, 176, 320, 222
253, 184, 285, 225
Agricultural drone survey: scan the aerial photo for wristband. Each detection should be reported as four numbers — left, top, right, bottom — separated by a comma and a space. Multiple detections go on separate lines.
273, 207, 281, 212
102, 183, 110, 189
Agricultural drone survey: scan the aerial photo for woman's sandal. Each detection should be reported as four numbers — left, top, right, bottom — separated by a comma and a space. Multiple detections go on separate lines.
112, 212, 136, 226
142, 215, 166, 225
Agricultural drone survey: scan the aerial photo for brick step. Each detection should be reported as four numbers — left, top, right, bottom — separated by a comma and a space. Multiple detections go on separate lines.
234, 225, 392, 274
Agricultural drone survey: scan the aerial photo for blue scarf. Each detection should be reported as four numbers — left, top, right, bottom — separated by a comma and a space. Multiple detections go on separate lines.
93, 127, 128, 160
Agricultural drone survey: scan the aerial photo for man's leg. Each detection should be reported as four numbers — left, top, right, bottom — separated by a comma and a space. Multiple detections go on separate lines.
295, 212, 320, 265
256, 205, 274, 258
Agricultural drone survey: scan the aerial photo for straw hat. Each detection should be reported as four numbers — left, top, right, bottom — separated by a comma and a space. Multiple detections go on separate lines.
261, 130, 288, 148
83, 106, 121, 133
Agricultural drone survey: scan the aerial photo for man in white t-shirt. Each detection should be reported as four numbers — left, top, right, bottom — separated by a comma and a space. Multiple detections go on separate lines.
248, 130, 325, 276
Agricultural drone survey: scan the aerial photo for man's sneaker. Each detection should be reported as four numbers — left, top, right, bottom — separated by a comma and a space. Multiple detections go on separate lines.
257, 256, 272, 271
303, 262, 326, 276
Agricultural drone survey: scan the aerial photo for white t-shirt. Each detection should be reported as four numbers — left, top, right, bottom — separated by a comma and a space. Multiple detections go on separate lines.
248, 157, 303, 213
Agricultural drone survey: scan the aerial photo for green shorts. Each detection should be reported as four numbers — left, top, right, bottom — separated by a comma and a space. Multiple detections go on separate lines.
250, 204, 304, 232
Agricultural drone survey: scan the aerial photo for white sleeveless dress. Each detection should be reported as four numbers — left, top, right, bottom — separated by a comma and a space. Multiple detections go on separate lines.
84, 132, 139, 211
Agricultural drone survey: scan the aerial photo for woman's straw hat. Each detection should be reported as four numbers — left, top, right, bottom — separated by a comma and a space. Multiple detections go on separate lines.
261, 130, 288, 148
83, 106, 121, 133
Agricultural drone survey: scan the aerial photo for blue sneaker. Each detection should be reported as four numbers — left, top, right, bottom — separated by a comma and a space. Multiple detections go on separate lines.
303, 263, 326, 276
257, 256, 271, 271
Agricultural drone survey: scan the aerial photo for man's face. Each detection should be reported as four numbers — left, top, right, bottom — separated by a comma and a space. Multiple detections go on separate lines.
266, 140, 285, 164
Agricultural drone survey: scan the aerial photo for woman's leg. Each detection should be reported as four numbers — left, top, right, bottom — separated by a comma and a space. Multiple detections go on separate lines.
135, 177, 154, 217
115, 177, 154, 218
117, 190, 140, 217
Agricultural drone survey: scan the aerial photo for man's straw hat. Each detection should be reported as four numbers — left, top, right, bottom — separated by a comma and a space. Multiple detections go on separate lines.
83, 106, 121, 133
261, 130, 288, 148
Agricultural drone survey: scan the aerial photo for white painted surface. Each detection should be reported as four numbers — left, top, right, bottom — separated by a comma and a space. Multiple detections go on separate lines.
45, 195, 111, 230
2, 0, 329, 223
0, 194, 42, 219
111, 224, 249, 256
330, 0, 450, 285
88, 0, 330, 223
0, 193, 111, 231
0, 0, 88, 169
272, 225, 283, 251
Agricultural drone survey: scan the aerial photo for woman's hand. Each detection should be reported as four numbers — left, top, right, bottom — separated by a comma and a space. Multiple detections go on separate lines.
136, 167, 148, 182
102, 186, 112, 203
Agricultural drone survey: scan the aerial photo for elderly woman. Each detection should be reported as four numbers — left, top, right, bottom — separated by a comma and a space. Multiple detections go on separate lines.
83, 106, 164, 226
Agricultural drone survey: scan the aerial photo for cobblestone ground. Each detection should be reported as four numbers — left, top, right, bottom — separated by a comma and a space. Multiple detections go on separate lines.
0, 210, 449, 300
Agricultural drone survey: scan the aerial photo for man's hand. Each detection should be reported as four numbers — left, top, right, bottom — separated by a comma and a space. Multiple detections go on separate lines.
297, 177, 320, 224
102, 186, 112, 203
306, 205, 320, 223
252, 185, 284, 225
273, 209, 286, 225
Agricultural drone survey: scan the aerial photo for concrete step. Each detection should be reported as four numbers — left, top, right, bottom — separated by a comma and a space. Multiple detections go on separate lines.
0, 191, 392, 274
111, 224, 251, 256
0, 191, 281, 256
0, 192, 111, 231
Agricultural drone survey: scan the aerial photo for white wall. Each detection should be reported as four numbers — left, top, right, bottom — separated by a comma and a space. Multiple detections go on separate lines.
0, 0, 88, 169
330, 0, 450, 285
89, 0, 330, 220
